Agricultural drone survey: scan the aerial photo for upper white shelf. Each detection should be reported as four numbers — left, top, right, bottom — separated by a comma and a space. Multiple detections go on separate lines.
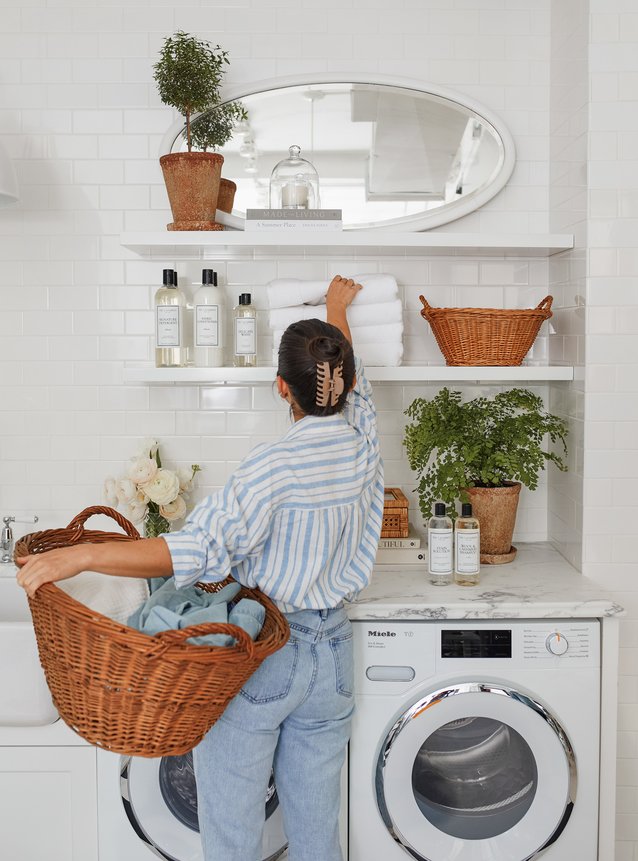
120, 231, 574, 258
123, 365, 574, 384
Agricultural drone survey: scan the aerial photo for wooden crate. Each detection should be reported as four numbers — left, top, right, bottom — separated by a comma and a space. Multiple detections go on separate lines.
381, 487, 410, 538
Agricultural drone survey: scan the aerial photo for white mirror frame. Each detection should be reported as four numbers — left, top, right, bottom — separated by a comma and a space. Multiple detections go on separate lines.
159, 73, 516, 233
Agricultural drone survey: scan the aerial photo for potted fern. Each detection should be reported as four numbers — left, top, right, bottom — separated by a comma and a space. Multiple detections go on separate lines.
154, 31, 244, 230
403, 387, 569, 563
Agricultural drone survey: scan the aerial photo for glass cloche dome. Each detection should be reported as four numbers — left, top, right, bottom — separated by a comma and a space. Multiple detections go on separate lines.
269, 145, 320, 210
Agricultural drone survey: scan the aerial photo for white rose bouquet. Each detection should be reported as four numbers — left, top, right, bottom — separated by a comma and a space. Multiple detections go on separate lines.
104, 437, 201, 537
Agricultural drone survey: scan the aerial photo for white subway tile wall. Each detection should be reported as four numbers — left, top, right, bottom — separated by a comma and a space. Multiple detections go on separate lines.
0, 0, 636, 854
584, 4, 638, 857
550, 2, 638, 859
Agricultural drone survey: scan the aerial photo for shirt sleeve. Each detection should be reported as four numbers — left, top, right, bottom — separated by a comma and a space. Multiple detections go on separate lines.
343, 355, 377, 438
162, 471, 273, 589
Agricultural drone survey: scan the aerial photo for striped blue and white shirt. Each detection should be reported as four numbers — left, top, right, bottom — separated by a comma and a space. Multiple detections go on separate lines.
163, 358, 384, 611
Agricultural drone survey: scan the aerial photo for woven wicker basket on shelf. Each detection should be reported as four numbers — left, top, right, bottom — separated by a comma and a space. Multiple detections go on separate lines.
419, 295, 553, 366
15, 506, 290, 758
381, 487, 410, 538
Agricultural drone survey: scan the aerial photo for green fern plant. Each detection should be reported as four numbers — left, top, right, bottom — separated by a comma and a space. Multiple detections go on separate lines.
403, 387, 569, 522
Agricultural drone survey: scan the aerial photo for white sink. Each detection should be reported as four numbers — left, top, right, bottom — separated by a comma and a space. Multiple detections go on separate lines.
0, 565, 58, 726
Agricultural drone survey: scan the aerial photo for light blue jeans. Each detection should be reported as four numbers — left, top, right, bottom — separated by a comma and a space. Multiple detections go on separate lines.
193, 605, 354, 861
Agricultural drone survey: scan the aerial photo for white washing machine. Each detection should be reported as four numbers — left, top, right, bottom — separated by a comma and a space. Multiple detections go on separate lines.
349, 619, 600, 861
97, 747, 288, 860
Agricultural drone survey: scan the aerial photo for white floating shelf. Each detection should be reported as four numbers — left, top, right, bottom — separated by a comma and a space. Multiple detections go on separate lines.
120, 231, 574, 257
124, 365, 574, 385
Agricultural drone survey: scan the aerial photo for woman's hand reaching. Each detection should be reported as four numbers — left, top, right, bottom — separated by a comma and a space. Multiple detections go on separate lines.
326, 275, 362, 309
326, 275, 362, 344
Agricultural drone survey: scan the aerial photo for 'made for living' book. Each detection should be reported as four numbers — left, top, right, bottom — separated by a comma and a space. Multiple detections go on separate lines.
245, 208, 343, 230
246, 208, 342, 221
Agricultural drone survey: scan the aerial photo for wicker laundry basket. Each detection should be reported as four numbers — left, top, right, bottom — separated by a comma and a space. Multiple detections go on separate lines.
15, 506, 290, 758
419, 295, 553, 366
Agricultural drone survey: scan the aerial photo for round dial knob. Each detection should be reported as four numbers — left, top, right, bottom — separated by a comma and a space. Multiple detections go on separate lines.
546, 632, 569, 656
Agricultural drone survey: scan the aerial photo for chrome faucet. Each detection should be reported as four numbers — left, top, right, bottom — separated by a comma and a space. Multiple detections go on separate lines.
1, 515, 39, 563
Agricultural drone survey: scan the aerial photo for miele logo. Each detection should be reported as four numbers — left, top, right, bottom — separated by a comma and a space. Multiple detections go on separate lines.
368, 630, 397, 637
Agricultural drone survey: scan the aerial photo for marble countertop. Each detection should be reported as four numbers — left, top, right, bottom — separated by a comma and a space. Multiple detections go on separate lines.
346, 543, 624, 620
3, 546, 623, 622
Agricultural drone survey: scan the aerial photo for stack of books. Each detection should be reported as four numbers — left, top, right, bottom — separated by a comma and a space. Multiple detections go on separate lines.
245, 208, 343, 231
376, 527, 426, 564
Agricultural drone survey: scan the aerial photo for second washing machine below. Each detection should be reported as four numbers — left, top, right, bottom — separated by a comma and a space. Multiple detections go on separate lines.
97, 748, 288, 861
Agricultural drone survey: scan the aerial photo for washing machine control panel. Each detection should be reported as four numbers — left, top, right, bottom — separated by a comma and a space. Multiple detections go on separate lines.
353, 620, 600, 694
523, 623, 595, 661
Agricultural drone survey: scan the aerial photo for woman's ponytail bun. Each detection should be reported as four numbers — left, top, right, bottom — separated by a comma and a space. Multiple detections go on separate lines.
307, 335, 346, 366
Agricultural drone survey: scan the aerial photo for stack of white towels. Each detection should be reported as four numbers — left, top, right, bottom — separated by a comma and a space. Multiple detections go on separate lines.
267, 274, 404, 367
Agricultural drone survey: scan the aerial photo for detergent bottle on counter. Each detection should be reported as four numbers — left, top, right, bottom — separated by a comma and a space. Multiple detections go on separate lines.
454, 502, 480, 586
427, 502, 453, 586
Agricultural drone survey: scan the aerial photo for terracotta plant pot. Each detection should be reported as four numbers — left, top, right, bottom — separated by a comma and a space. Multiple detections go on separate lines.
159, 152, 224, 231
217, 178, 237, 214
464, 481, 522, 564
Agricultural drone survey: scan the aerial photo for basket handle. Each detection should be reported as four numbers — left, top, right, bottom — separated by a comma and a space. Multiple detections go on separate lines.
418, 295, 434, 320
66, 506, 141, 540
536, 295, 553, 314
149, 622, 256, 659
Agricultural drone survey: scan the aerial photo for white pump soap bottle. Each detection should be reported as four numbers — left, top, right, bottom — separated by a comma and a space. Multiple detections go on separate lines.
193, 268, 225, 367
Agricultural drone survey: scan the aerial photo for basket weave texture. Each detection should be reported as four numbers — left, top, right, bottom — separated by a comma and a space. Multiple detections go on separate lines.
419, 295, 553, 366
15, 506, 290, 758
381, 487, 410, 538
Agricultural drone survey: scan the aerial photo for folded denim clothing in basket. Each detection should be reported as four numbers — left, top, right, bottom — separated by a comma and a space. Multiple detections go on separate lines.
127, 579, 265, 646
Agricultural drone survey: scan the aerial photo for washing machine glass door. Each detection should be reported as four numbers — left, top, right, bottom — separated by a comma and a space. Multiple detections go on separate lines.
121, 752, 287, 861
377, 682, 575, 861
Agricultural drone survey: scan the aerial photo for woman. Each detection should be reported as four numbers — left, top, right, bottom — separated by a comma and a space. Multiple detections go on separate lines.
17, 275, 384, 861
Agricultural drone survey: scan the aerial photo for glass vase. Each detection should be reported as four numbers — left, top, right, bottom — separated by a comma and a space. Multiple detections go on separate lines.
144, 509, 170, 538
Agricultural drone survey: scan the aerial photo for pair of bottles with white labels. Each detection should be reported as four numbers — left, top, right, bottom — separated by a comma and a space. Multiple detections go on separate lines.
427, 502, 480, 586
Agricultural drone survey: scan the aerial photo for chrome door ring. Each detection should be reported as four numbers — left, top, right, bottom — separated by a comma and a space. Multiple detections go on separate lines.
375, 681, 577, 861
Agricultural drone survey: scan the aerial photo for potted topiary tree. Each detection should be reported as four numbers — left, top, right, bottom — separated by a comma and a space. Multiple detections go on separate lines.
190, 101, 247, 216
154, 31, 244, 231
403, 387, 569, 564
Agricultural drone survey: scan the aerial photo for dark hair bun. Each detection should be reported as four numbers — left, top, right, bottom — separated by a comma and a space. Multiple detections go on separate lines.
307, 335, 345, 365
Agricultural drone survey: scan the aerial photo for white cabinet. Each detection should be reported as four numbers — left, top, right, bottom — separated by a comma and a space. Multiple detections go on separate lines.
0, 746, 98, 861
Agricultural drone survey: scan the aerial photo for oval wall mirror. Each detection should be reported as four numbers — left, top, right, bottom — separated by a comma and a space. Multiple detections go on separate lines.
161, 75, 515, 232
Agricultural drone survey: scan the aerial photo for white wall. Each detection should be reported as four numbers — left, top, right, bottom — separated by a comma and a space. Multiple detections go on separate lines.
580, 1, 638, 856
1, 0, 636, 857
0, 0, 554, 535
550, 1, 638, 855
